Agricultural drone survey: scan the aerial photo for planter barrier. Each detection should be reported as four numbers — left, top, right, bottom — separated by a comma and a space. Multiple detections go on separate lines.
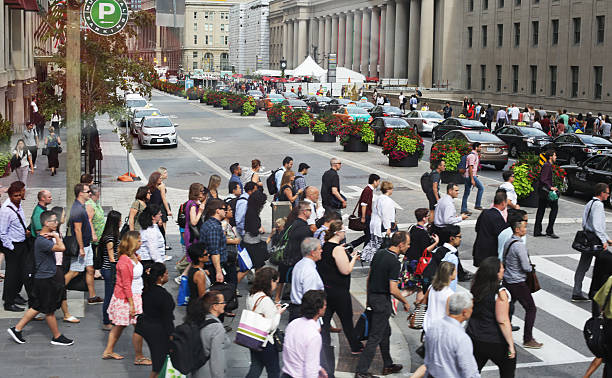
314, 133, 336, 142
388, 154, 419, 167
343, 135, 368, 152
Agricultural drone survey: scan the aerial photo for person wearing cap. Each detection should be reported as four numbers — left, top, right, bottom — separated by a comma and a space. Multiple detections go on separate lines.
585, 112, 598, 135
294, 163, 310, 194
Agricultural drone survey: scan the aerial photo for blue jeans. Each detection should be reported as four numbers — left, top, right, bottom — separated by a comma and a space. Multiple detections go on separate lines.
246, 341, 280, 378
461, 176, 484, 213
101, 265, 116, 325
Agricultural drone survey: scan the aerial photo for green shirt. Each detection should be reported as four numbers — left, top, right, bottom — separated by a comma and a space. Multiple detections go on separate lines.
86, 199, 105, 243
594, 275, 612, 319
30, 204, 47, 238
559, 113, 569, 126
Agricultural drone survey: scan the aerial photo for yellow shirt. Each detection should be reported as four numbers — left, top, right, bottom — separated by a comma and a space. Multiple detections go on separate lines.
594, 275, 612, 319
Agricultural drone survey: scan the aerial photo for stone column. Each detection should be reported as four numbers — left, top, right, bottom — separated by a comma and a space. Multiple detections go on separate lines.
360, 8, 371, 74
318, 18, 325, 65
394, 0, 408, 78
408, 0, 420, 84
293, 20, 299, 67
324, 16, 332, 68
311, 18, 318, 58
369, 6, 380, 78
352, 10, 362, 71
345, 12, 354, 69
283, 22, 289, 63
419, 0, 434, 87
331, 15, 339, 57
298, 19, 308, 63
384, 1, 395, 78
338, 13, 346, 67
287, 21, 294, 68
379, 6, 386, 77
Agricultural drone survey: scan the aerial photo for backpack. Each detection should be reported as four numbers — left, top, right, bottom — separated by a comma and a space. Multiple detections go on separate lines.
266, 168, 282, 195
209, 282, 238, 312
457, 154, 468, 175
169, 318, 218, 374
176, 201, 188, 228
269, 224, 293, 265
420, 172, 432, 194
224, 196, 246, 227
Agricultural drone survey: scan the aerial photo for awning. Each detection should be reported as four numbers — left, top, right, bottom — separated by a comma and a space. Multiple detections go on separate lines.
6, 0, 40, 11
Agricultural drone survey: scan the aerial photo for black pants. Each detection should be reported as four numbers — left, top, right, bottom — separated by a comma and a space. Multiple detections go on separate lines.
2, 242, 32, 306
355, 294, 393, 373
288, 303, 301, 322
534, 190, 558, 235
27, 146, 37, 166
322, 286, 362, 352
350, 216, 371, 248
471, 337, 516, 377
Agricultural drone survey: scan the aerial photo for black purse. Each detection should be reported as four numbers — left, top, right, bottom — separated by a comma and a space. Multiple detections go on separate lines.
584, 285, 612, 358
572, 200, 605, 256
273, 329, 284, 352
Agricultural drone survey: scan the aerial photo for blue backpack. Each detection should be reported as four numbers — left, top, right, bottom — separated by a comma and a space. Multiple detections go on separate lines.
457, 154, 468, 175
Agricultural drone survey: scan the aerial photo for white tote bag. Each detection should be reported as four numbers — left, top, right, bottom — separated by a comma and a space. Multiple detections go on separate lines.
238, 244, 254, 271
235, 297, 272, 351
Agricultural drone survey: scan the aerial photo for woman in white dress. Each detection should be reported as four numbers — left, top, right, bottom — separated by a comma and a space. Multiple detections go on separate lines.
361, 181, 395, 262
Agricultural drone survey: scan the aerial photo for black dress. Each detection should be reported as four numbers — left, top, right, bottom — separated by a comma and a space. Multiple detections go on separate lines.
276, 184, 293, 202
46, 134, 60, 169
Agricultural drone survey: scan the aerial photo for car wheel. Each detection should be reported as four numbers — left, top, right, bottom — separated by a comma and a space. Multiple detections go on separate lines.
510, 145, 518, 158
561, 176, 574, 195
570, 156, 577, 165
171, 143, 178, 148
432, 131, 436, 141
494, 162, 506, 170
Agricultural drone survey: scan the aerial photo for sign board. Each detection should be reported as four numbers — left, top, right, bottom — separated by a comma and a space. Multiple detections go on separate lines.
327, 53, 337, 83
83, 0, 129, 36
185, 79, 194, 90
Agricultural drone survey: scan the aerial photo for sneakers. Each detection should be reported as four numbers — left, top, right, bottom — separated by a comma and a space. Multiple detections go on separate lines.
571, 295, 590, 302
174, 276, 182, 285
164, 255, 173, 261
51, 334, 74, 346
7, 327, 25, 344
87, 296, 103, 305
523, 339, 543, 349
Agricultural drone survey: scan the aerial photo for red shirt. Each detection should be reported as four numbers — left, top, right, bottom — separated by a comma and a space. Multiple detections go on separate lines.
114, 254, 134, 300
357, 185, 374, 217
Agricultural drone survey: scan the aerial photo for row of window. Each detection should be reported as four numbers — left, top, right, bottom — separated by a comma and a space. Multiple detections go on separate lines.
191, 55, 230, 71
465, 64, 603, 99
193, 23, 228, 32
467, 16, 605, 48
193, 11, 229, 20
468, 0, 558, 12
193, 35, 229, 45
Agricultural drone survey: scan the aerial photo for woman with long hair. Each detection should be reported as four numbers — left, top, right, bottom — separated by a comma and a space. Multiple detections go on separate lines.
45, 126, 61, 176
176, 183, 208, 284
129, 186, 150, 232
156, 167, 173, 251
467, 256, 516, 377
147, 171, 170, 250
102, 231, 151, 366
243, 190, 269, 272
241, 159, 263, 188
361, 181, 396, 262
137, 204, 165, 268
50, 206, 79, 323
12, 139, 34, 187
276, 171, 301, 205
422, 261, 456, 332
222, 203, 241, 287
135, 263, 175, 378
100, 210, 122, 331
208, 174, 221, 199
245, 267, 285, 378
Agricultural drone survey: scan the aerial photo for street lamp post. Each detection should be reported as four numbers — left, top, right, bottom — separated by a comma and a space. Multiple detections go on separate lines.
280, 57, 287, 78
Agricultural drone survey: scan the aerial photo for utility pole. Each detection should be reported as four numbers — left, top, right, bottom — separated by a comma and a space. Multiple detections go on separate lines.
66, 3, 81, 206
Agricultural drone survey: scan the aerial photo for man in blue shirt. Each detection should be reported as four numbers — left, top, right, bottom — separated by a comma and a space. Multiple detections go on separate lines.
275, 156, 294, 192
228, 162, 243, 194
200, 198, 228, 283
235, 182, 256, 236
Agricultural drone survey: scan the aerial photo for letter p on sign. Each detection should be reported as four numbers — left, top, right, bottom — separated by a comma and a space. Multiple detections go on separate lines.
99, 2, 115, 23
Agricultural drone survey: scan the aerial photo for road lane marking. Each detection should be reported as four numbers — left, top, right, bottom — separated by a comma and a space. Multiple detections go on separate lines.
177, 135, 230, 179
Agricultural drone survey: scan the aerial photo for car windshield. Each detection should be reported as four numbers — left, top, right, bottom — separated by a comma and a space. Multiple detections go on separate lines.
383, 106, 401, 113
248, 91, 263, 96
347, 107, 369, 114
384, 118, 409, 127
458, 119, 484, 126
356, 102, 374, 107
464, 132, 501, 142
337, 99, 351, 104
143, 118, 173, 127
316, 96, 332, 102
421, 111, 443, 119
289, 100, 307, 106
135, 109, 160, 118
284, 92, 298, 98
269, 94, 284, 99
579, 135, 612, 145
126, 99, 147, 108
518, 127, 548, 136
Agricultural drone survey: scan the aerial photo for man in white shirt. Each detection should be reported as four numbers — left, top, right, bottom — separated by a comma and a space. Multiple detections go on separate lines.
434, 184, 468, 233
398, 92, 405, 113
499, 171, 520, 210
509, 104, 520, 125
275, 156, 293, 192
303, 186, 323, 233
289, 237, 324, 321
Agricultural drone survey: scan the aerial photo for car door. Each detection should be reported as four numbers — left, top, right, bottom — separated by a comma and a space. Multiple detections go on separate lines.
553, 135, 573, 164
575, 155, 607, 193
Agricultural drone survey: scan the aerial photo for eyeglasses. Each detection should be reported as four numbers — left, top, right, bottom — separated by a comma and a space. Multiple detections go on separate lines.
82, 190, 92, 194
214, 301, 228, 305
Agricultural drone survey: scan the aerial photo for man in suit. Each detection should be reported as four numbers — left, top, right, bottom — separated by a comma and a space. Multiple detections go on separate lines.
473, 190, 509, 267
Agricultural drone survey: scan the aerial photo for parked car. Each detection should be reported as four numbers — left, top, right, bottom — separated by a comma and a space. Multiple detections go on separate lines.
129, 107, 162, 135
282, 92, 299, 99
327, 98, 355, 113
305, 96, 332, 114
404, 110, 444, 134
370, 117, 411, 145
257, 93, 285, 110
122, 93, 149, 127
137, 116, 178, 148
562, 154, 612, 204
247, 90, 264, 100
280, 99, 310, 111
369, 105, 403, 118
355, 101, 375, 111
431, 117, 487, 141
493, 125, 553, 158
550, 134, 612, 165
333, 106, 373, 124
437, 130, 508, 170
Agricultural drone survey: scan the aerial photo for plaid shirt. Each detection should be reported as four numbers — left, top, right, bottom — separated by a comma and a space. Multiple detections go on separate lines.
200, 217, 227, 264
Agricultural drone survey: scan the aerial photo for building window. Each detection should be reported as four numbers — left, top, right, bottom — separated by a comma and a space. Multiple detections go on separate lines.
221, 24, 225, 31
498, 0, 504, 8
497, 24, 503, 47
513, 23, 520, 47
551, 19, 559, 45
204, 11, 209, 19
220, 53, 230, 70
512, 65, 519, 93
194, 35, 197, 44
469, 0, 474, 11
224, 36, 228, 45
483, 0, 489, 10
193, 12, 197, 19
594, 66, 603, 99
193, 51, 198, 58
194, 22, 197, 31
466, 65, 472, 90
530, 65, 537, 95
515, 0, 520, 5
496, 65, 502, 92
549, 66, 557, 96
481, 65, 486, 91
468, 27, 473, 48
573, 17, 581, 44
193, 61, 197, 70
597, 16, 605, 44
571, 66, 579, 97
482, 25, 488, 47
532, 21, 538, 46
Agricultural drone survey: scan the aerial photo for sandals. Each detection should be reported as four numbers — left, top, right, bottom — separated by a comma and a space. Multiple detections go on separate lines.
134, 357, 152, 366
63, 316, 80, 323
102, 353, 124, 360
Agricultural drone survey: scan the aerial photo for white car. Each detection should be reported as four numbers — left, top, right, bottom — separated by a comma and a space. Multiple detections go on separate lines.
137, 116, 178, 148
129, 107, 161, 135
122, 93, 149, 126
405, 110, 444, 134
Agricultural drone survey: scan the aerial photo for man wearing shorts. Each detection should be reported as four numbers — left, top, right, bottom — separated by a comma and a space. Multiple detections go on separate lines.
64, 183, 102, 304
7, 210, 74, 345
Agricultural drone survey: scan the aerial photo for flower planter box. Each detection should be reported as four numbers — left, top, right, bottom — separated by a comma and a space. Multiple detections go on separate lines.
232, 107, 241, 113
518, 190, 539, 208
389, 154, 419, 167
343, 135, 368, 152
213, 103, 221, 108
269, 119, 285, 127
223, 105, 231, 110
441, 171, 464, 184
314, 133, 336, 142
199, 98, 206, 103
290, 126, 309, 134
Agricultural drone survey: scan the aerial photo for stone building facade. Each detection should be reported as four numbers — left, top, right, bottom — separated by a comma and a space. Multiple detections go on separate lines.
229, 0, 270, 74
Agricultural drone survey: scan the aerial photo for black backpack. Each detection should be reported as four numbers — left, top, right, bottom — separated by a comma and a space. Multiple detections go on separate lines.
209, 282, 238, 312
266, 168, 282, 195
224, 196, 247, 227
169, 318, 218, 374
420, 172, 432, 194
176, 201, 188, 228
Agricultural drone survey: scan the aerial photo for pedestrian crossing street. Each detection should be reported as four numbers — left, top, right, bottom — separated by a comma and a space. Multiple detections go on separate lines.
461, 253, 596, 372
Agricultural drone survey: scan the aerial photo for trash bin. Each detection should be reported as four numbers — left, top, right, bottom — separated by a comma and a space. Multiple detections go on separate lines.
271, 201, 292, 229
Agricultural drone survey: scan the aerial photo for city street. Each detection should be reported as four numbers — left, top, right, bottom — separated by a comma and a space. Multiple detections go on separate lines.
0, 89, 606, 377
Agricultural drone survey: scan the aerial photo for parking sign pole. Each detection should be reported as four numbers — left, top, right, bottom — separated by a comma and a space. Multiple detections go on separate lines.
66, 3, 81, 206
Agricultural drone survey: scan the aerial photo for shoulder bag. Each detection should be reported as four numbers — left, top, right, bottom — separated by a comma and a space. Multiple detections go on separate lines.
408, 289, 429, 330
348, 202, 366, 231
572, 200, 605, 256
504, 239, 540, 293
584, 284, 612, 358
234, 295, 271, 351
63, 226, 80, 258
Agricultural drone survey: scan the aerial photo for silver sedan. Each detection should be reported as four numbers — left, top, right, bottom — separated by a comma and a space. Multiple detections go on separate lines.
405, 110, 444, 134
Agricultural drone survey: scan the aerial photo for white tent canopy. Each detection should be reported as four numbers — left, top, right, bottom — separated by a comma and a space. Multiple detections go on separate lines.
291, 56, 327, 77
254, 69, 282, 77
335, 67, 366, 83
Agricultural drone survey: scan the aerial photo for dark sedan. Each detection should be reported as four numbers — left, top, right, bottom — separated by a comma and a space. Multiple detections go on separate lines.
550, 134, 612, 165
432, 118, 487, 141
494, 126, 553, 158
280, 99, 310, 111
305, 96, 332, 114
562, 154, 612, 205
370, 117, 411, 145
369, 105, 403, 118
327, 98, 355, 113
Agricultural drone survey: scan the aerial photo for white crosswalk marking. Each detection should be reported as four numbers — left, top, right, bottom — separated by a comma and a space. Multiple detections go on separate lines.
529, 256, 591, 295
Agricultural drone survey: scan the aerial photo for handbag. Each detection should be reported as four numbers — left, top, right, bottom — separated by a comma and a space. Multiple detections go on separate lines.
273, 329, 284, 351
119, 216, 130, 239
177, 275, 190, 306
57, 146, 62, 154
408, 303, 427, 329
584, 285, 612, 358
572, 200, 605, 255
237, 244, 253, 272
415, 249, 432, 275
503, 239, 540, 293
348, 202, 365, 231
354, 308, 373, 340
188, 222, 200, 242
235, 296, 272, 351
41, 147, 48, 156
269, 225, 292, 266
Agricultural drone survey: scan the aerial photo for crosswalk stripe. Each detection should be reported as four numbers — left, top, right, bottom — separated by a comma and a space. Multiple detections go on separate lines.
529, 256, 591, 295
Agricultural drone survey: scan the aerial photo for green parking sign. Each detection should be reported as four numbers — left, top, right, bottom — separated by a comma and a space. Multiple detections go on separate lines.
83, 0, 129, 36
